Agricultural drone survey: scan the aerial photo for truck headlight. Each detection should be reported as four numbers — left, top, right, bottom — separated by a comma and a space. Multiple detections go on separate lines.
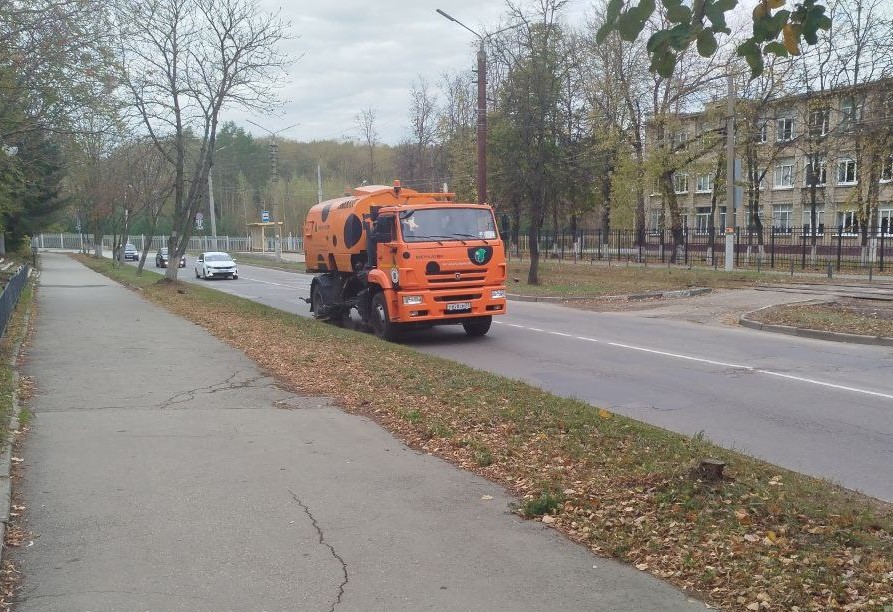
491, 289, 506, 299
403, 295, 423, 305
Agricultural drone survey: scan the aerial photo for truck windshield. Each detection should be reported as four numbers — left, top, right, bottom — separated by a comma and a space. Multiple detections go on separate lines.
399, 208, 497, 243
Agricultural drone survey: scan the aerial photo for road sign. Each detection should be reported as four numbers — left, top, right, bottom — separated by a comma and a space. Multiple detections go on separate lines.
195, 211, 204, 230
261, 210, 270, 223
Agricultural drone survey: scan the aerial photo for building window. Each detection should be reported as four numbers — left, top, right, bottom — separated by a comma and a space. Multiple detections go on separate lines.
836, 210, 859, 235
757, 121, 768, 143
673, 173, 689, 194
802, 208, 825, 235
774, 158, 795, 188
695, 207, 711, 234
749, 167, 766, 191
881, 156, 893, 183
776, 117, 794, 142
804, 155, 826, 186
719, 207, 728, 230
696, 174, 713, 193
672, 131, 687, 149
808, 108, 829, 137
772, 204, 793, 233
746, 206, 764, 229
649, 208, 664, 234
841, 97, 863, 126
836, 158, 857, 185
880, 208, 893, 236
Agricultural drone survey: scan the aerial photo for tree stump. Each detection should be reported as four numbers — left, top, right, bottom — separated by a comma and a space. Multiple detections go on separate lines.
696, 458, 726, 481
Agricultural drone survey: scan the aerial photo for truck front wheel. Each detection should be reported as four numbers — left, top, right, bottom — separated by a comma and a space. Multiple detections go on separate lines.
463, 316, 492, 337
371, 293, 400, 341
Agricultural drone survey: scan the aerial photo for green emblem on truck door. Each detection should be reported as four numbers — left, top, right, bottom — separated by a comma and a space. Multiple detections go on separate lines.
474, 248, 486, 263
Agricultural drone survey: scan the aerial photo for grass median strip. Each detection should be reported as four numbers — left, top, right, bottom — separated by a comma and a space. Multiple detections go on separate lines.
81, 255, 893, 611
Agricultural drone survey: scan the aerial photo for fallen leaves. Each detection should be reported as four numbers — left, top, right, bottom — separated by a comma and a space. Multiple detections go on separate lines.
83, 268, 893, 612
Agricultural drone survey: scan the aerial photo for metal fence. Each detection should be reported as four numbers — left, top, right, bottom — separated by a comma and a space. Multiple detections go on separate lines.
506, 227, 893, 275
35, 233, 303, 254
0, 265, 30, 339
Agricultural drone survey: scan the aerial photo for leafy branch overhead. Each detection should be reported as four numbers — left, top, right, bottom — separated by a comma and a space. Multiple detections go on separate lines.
596, 0, 833, 77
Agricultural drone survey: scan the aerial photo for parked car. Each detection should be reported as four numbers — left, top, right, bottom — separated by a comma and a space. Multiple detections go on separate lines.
155, 248, 186, 268
123, 243, 139, 261
195, 251, 238, 280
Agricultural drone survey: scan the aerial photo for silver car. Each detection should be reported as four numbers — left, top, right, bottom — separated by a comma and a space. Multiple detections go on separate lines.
195, 251, 238, 280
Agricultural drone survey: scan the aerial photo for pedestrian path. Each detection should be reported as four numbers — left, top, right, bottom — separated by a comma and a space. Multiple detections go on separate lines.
11, 253, 705, 612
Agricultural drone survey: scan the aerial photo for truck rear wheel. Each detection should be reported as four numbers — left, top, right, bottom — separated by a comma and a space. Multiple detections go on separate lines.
463, 316, 492, 337
371, 293, 400, 341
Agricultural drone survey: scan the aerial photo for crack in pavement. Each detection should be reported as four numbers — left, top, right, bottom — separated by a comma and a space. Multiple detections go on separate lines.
289, 489, 348, 612
158, 371, 272, 409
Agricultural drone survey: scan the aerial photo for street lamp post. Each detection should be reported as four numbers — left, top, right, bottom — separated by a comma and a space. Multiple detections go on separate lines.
436, 10, 519, 206
437, 9, 487, 205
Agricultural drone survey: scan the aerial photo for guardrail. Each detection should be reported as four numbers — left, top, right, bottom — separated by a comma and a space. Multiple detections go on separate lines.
0, 265, 30, 339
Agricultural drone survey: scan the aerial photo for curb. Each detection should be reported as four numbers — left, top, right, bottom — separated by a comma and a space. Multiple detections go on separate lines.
508, 287, 712, 304
628, 287, 712, 301
739, 311, 893, 347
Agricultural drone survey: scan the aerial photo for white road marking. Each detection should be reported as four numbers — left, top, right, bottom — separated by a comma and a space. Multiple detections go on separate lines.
495, 321, 893, 401
239, 276, 308, 290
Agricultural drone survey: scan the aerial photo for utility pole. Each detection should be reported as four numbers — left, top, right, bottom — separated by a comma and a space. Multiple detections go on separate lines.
207, 171, 218, 250
725, 73, 736, 272
246, 120, 297, 260
437, 9, 522, 206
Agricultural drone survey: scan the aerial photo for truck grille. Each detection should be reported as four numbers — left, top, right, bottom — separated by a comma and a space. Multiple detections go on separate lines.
433, 294, 482, 302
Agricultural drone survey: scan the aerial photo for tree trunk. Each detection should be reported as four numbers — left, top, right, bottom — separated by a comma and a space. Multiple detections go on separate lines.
527, 223, 540, 285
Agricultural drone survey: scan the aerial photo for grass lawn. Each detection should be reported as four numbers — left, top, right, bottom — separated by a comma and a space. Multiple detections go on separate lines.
78, 254, 893, 611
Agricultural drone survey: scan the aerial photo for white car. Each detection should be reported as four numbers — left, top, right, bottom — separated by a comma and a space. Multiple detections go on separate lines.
195, 251, 238, 280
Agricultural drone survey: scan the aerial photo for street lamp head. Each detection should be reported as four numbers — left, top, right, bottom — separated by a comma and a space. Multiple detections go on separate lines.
436, 8, 482, 40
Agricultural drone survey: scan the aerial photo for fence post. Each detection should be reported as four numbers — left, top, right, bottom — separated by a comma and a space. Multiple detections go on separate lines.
735, 227, 741, 267
880, 231, 886, 272
770, 227, 775, 269
801, 232, 806, 269
836, 225, 843, 272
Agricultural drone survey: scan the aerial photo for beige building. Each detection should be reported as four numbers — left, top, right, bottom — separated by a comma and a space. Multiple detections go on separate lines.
646, 78, 893, 239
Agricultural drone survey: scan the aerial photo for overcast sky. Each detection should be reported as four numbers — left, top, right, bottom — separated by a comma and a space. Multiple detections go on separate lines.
221, 1, 592, 145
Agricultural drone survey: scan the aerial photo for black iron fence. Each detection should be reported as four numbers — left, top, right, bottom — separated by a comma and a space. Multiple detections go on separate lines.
506, 227, 893, 275
0, 265, 30, 339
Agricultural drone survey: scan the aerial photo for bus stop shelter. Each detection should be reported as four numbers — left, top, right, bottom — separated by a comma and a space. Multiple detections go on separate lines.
246, 221, 284, 253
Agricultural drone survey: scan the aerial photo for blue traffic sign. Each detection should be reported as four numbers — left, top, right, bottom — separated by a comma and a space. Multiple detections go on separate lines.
261, 210, 270, 222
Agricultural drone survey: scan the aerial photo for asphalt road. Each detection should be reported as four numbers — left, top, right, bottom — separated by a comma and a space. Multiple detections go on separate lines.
146, 257, 893, 501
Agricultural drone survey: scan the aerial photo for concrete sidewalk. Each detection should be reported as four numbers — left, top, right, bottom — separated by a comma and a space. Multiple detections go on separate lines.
11, 253, 705, 612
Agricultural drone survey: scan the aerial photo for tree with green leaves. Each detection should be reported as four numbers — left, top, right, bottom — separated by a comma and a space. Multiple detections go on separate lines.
489, 0, 572, 284
596, 0, 833, 78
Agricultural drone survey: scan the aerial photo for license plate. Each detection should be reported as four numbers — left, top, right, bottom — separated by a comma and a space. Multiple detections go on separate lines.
446, 302, 472, 312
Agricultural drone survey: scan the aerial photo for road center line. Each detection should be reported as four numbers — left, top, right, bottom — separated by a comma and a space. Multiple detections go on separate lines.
494, 321, 893, 401
239, 276, 307, 290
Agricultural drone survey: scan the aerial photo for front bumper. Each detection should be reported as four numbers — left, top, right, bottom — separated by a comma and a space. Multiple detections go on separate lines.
206, 267, 237, 277
388, 287, 506, 323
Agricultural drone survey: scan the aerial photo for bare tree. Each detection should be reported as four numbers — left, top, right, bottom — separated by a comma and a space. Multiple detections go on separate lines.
399, 77, 439, 190
115, 0, 290, 280
355, 107, 379, 182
